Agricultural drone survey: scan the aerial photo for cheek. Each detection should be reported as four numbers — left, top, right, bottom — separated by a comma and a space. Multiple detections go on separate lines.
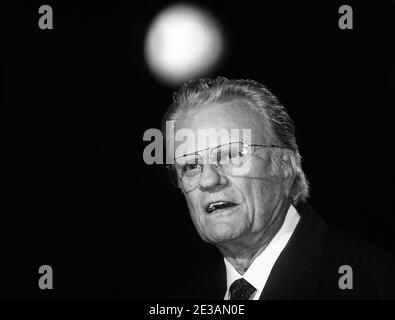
185, 193, 197, 213
184, 192, 203, 222
229, 179, 256, 225
244, 162, 274, 206
250, 178, 281, 217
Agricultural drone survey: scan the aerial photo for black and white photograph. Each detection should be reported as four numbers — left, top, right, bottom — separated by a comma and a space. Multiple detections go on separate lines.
2, 0, 395, 306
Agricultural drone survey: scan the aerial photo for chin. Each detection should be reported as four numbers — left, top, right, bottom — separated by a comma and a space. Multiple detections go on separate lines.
203, 223, 242, 244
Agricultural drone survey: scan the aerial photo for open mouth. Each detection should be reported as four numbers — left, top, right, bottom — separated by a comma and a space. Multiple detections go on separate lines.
205, 201, 237, 214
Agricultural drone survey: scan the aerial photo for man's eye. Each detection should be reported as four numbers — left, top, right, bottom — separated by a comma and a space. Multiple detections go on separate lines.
182, 163, 201, 174
229, 153, 244, 164
219, 151, 244, 165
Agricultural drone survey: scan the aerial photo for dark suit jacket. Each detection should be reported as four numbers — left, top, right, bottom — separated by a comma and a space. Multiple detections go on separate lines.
174, 203, 395, 300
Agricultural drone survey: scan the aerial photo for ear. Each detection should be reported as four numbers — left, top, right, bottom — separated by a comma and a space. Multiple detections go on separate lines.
280, 152, 297, 199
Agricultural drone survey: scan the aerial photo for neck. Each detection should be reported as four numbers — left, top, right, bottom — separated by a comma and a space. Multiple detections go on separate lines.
217, 201, 291, 275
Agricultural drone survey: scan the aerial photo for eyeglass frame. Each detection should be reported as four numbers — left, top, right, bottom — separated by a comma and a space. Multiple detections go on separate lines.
165, 142, 291, 189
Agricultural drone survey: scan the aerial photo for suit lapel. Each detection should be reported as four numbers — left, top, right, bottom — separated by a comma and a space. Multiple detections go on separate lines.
259, 203, 327, 299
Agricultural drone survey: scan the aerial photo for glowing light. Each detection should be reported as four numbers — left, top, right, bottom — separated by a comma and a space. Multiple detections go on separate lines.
145, 3, 223, 85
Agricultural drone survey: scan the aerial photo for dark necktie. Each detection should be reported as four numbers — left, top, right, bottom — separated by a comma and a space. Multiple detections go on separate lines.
229, 278, 257, 300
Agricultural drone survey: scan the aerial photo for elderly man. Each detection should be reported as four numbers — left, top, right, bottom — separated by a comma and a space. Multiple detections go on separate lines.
162, 77, 395, 300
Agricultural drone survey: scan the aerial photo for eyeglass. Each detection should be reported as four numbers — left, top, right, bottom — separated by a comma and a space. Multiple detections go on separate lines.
166, 142, 288, 191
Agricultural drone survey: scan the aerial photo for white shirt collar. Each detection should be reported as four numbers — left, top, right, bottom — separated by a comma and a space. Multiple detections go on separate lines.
224, 204, 300, 300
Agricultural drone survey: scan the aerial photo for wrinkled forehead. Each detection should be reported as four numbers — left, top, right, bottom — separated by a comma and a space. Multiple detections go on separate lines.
172, 100, 267, 157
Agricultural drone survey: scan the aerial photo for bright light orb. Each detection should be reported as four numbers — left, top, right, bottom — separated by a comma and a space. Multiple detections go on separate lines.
145, 3, 223, 85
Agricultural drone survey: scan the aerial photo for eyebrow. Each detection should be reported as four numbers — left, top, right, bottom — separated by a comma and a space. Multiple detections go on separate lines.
175, 143, 291, 160
175, 146, 213, 160
174, 141, 247, 160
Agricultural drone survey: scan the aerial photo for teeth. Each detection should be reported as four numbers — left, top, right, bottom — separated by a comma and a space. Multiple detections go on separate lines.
214, 201, 226, 206
207, 201, 232, 213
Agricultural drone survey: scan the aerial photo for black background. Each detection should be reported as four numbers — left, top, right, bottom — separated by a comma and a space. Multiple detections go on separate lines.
2, 0, 394, 299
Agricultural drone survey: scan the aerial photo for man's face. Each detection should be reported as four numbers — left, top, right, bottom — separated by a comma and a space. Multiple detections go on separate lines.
174, 100, 289, 247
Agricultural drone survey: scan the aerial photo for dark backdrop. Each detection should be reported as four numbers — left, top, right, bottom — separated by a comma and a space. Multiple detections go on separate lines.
2, 0, 394, 299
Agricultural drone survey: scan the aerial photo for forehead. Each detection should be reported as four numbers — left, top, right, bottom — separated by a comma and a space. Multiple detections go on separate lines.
173, 99, 267, 156
177, 99, 261, 129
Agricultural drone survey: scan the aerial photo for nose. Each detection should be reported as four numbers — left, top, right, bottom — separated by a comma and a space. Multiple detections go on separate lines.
199, 164, 228, 191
